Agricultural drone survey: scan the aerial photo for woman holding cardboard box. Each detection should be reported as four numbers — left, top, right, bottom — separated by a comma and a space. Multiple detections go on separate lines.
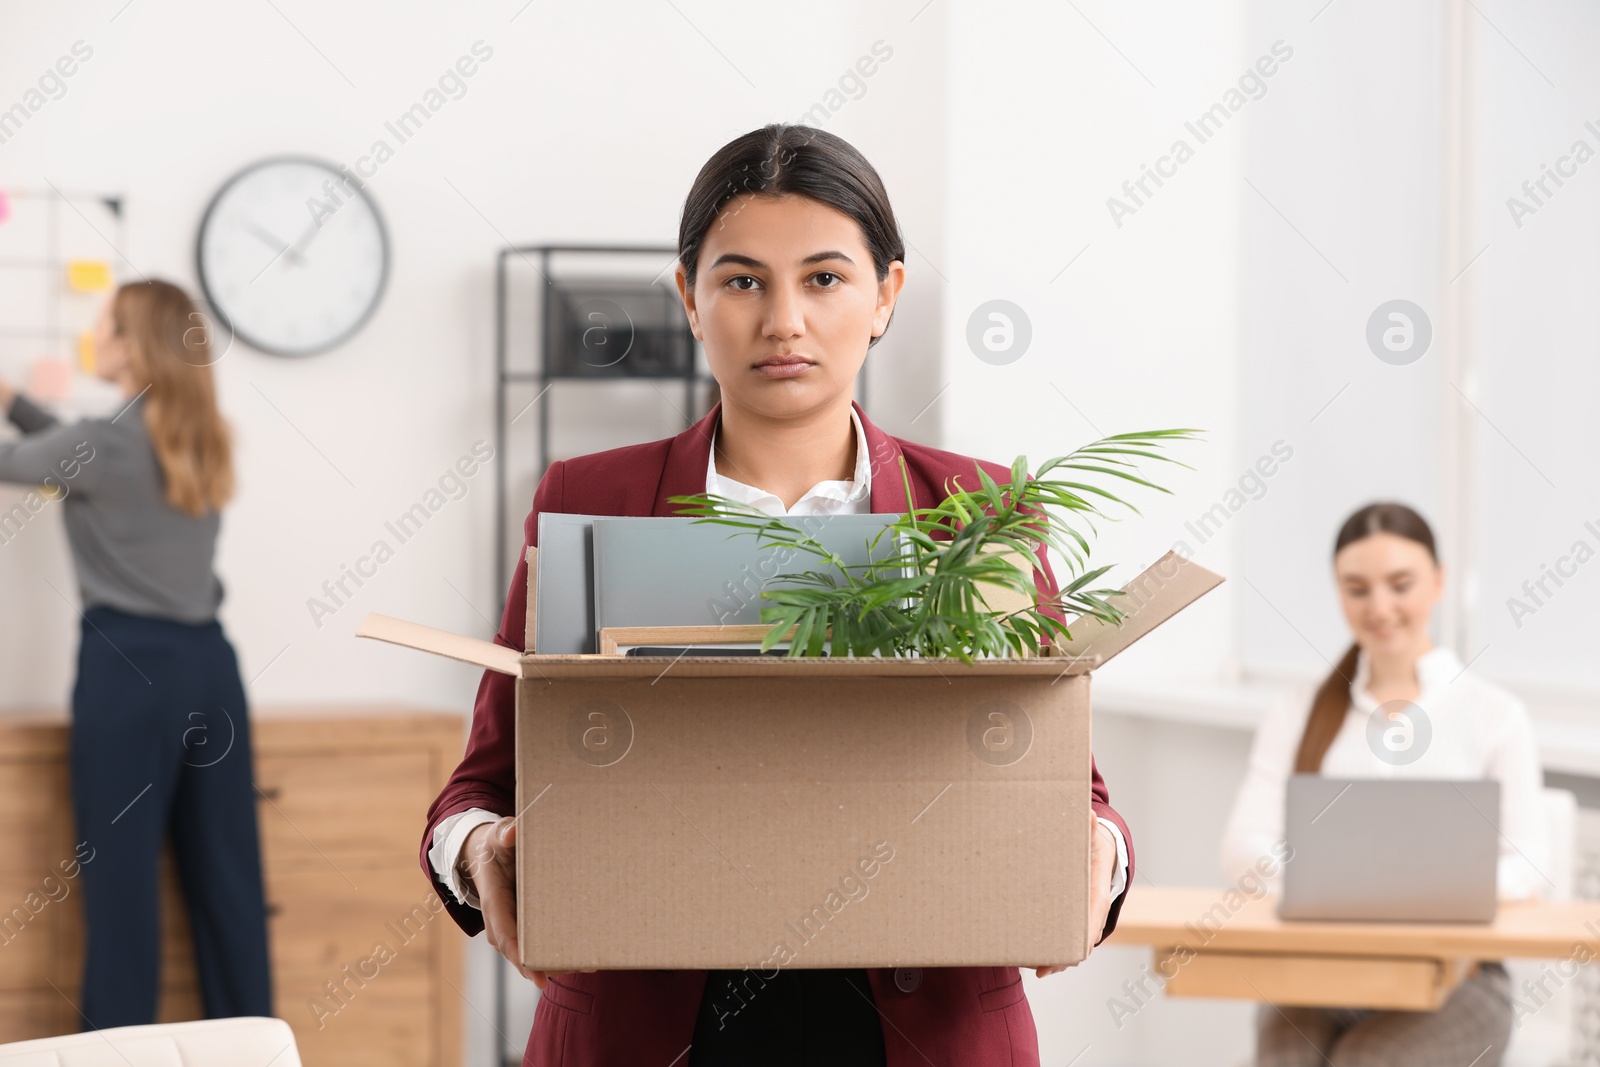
0, 280, 271, 1028
1221, 502, 1547, 1065
421, 124, 1134, 1066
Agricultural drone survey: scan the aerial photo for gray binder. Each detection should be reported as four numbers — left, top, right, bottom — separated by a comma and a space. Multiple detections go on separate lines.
533, 513, 604, 655
591, 514, 905, 640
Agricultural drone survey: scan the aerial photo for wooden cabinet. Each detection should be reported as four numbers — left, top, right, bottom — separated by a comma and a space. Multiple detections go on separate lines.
0, 707, 465, 1067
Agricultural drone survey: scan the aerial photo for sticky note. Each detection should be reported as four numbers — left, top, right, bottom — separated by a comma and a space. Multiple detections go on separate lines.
78, 331, 96, 375
67, 260, 112, 292
27, 358, 72, 401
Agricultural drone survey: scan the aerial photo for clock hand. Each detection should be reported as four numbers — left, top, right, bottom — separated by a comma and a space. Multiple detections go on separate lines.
285, 215, 326, 265
246, 222, 303, 268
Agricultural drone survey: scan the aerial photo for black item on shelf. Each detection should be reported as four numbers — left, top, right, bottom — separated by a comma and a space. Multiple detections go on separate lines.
545, 281, 694, 378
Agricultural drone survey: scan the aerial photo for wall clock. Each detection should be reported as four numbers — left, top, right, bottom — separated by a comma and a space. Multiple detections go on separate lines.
196, 155, 389, 357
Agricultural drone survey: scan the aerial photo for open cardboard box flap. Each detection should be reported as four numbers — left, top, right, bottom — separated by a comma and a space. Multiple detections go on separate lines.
356, 548, 1223, 676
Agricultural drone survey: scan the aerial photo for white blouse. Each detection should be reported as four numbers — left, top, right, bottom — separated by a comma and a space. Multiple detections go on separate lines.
1220, 645, 1550, 901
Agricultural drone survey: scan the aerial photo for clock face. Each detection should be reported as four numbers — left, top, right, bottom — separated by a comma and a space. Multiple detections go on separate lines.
196, 156, 388, 357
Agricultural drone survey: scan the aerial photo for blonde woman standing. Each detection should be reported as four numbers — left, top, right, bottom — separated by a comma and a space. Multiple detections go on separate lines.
0, 279, 270, 1028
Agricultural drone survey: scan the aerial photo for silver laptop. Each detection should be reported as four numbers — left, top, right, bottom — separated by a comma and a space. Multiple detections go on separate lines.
1279, 776, 1499, 922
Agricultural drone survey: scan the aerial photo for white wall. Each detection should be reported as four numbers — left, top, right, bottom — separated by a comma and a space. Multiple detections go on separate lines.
1467, 0, 1600, 697
941, 0, 1247, 691
1238, 0, 1450, 680
1234, 0, 1600, 710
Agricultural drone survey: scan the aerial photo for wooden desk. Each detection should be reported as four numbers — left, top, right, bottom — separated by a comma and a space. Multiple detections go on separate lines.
1107, 886, 1600, 1010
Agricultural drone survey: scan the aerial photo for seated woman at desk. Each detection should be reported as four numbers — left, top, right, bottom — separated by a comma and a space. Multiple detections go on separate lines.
1221, 501, 1547, 1067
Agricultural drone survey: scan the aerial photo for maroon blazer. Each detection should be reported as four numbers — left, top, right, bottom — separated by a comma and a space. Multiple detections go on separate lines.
421, 400, 1135, 1067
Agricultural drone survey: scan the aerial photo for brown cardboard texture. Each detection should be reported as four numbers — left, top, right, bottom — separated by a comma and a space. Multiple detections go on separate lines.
357, 548, 1221, 970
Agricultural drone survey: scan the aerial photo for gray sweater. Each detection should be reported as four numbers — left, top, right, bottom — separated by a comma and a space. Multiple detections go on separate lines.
0, 392, 224, 623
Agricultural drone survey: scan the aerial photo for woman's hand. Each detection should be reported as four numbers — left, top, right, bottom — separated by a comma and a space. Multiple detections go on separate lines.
1032, 813, 1119, 979
461, 816, 595, 990
0, 377, 14, 411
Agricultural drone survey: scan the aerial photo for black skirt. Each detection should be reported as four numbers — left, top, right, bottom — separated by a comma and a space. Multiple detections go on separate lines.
688, 967, 888, 1066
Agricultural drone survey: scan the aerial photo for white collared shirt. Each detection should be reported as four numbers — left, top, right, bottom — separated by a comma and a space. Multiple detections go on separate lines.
1220, 646, 1550, 900
705, 403, 873, 514
433, 406, 1130, 906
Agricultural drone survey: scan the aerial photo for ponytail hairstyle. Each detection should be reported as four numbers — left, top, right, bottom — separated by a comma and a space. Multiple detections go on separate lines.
677, 123, 906, 348
1292, 502, 1439, 773
111, 280, 235, 516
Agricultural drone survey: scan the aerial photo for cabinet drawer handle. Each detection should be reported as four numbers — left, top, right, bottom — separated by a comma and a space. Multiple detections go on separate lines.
255, 785, 282, 802
266, 902, 283, 918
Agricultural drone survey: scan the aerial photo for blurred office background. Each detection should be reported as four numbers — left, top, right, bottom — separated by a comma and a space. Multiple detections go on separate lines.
1, 0, 1597, 1064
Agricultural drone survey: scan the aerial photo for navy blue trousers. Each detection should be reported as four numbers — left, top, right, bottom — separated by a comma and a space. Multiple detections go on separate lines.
70, 605, 272, 1028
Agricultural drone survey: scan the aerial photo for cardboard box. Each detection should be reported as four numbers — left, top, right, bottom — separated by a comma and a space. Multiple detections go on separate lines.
358, 549, 1221, 970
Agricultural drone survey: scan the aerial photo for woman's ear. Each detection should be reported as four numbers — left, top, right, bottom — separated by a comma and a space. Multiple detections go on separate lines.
872, 260, 906, 338
674, 263, 703, 341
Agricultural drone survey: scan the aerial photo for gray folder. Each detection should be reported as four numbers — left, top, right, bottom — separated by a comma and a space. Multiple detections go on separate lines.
591, 514, 905, 640
533, 513, 604, 655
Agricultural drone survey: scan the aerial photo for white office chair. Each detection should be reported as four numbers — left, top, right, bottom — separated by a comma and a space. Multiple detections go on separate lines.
1503, 787, 1577, 1067
0, 1017, 301, 1066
